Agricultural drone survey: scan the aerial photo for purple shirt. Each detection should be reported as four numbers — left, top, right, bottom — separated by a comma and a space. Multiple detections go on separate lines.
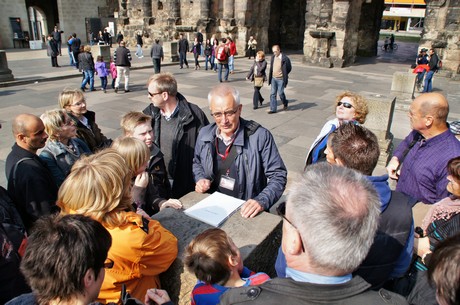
394, 129, 460, 204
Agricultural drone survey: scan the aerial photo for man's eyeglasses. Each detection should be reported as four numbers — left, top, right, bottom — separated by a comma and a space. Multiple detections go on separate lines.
104, 258, 114, 269
337, 101, 354, 109
276, 202, 305, 252
211, 107, 239, 119
148, 91, 162, 98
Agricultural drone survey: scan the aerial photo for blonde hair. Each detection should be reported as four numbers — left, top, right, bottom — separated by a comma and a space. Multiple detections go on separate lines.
335, 91, 369, 124
58, 149, 134, 228
83, 45, 91, 53
256, 50, 265, 60
40, 109, 68, 141
58, 88, 85, 109
120, 111, 152, 136
112, 137, 150, 174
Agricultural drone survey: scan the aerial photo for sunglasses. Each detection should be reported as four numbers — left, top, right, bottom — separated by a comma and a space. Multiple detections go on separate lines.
337, 101, 354, 109
276, 202, 305, 252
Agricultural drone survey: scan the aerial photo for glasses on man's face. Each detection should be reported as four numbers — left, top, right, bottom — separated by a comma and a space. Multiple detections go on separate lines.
211, 107, 239, 119
148, 91, 162, 98
276, 202, 305, 252
337, 101, 354, 109
104, 258, 114, 269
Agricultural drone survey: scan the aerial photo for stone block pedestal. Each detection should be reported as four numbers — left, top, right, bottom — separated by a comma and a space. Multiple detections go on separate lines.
163, 41, 179, 62
91, 45, 112, 68
0, 51, 14, 82
391, 72, 416, 98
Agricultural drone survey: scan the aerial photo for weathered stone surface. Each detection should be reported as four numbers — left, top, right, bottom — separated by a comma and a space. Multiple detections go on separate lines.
163, 41, 179, 62
391, 72, 417, 95
0, 51, 14, 82
152, 192, 282, 305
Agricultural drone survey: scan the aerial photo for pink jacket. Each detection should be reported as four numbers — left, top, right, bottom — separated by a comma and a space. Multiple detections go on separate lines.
110, 62, 117, 79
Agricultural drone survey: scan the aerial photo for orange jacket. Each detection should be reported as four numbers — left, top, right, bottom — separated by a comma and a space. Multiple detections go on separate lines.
97, 212, 178, 303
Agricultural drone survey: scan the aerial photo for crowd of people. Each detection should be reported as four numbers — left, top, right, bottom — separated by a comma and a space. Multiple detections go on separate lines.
5, 29, 460, 305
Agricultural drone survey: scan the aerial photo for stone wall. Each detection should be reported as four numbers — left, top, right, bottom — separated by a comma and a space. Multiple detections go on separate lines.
0, 0, 28, 49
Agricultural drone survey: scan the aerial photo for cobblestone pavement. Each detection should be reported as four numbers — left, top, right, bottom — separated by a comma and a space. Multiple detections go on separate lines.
1, 41, 459, 190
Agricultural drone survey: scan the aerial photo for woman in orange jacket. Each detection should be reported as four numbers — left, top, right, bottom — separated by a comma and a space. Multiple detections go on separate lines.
57, 149, 178, 303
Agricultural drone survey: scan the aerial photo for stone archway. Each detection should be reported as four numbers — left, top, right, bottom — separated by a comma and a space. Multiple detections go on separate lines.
25, 0, 59, 35
268, 0, 306, 50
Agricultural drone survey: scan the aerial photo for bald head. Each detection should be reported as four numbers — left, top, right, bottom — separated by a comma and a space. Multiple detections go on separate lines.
414, 93, 449, 123
12, 114, 48, 153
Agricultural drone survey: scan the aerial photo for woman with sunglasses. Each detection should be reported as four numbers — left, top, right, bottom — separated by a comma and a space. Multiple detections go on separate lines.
305, 91, 368, 167
39, 109, 92, 187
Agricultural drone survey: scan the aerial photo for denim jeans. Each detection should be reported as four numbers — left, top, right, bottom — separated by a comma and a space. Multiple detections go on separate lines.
217, 63, 229, 82
210, 55, 216, 70
100, 76, 107, 90
81, 70, 95, 90
423, 70, 435, 93
205, 55, 211, 70
153, 58, 161, 74
228, 55, 234, 72
135, 44, 143, 57
270, 78, 287, 112
179, 52, 188, 68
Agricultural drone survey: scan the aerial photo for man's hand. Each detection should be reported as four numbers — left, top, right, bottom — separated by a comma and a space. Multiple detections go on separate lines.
195, 179, 211, 193
145, 288, 171, 305
134, 172, 149, 188
240, 199, 264, 218
160, 199, 183, 210
386, 156, 400, 180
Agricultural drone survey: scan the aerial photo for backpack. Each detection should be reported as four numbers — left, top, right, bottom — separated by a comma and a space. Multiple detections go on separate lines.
216, 46, 228, 61
0, 186, 27, 257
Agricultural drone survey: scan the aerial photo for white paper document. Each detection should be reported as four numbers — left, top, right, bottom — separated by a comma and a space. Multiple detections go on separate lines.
184, 192, 245, 227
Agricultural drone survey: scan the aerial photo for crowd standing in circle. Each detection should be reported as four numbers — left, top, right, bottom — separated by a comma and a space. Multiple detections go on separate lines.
3, 29, 460, 305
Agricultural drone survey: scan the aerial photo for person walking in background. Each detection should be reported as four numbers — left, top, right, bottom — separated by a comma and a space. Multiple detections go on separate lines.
113, 41, 132, 93
52, 25, 63, 55
422, 48, 439, 93
246, 51, 267, 109
46, 34, 60, 68
109, 57, 117, 89
191, 37, 201, 70
116, 31, 123, 45
78, 45, 96, 92
204, 39, 212, 70
69, 33, 81, 69
247, 36, 257, 59
95, 56, 109, 93
211, 38, 218, 71
227, 37, 236, 74
216, 38, 230, 83
67, 35, 76, 66
178, 33, 189, 69
135, 31, 144, 58
88, 31, 95, 46
268, 44, 292, 113
150, 38, 164, 74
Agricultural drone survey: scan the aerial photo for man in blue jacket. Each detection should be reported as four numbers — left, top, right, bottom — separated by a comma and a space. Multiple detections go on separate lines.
193, 84, 287, 218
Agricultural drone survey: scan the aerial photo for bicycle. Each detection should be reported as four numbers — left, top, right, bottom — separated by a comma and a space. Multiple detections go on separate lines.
381, 43, 398, 51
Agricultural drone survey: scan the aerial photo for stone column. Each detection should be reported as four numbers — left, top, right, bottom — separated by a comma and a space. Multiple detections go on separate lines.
234, 0, 248, 54
0, 51, 14, 82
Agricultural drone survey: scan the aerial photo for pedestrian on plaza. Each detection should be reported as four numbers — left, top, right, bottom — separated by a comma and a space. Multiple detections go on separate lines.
46, 34, 60, 68
211, 38, 218, 71
384, 37, 390, 52
268, 44, 292, 113
191, 37, 201, 70
216, 38, 230, 82
227, 37, 236, 74
109, 57, 117, 89
52, 25, 63, 55
178, 33, 189, 69
247, 36, 257, 59
67, 35, 76, 66
246, 50, 267, 109
113, 40, 132, 93
69, 33, 81, 69
204, 38, 212, 70
135, 31, 144, 58
413, 48, 429, 91
422, 48, 439, 93
103, 29, 111, 46
95, 55, 109, 93
78, 45, 96, 92
390, 34, 395, 50
97, 30, 105, 45
116, 31, 123, 45
89, 30, 95, 46
150, 38, 164, 74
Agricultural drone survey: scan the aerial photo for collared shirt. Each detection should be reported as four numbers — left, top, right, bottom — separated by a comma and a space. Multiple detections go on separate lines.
216, 123, 240, 146
160, 101, 179, 121
286, 267, 352, 284
394, 129, 460, 204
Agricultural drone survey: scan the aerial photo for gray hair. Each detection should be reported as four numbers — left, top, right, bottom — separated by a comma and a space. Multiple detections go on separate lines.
287, 163, 380, 274
207, 84, 240, 106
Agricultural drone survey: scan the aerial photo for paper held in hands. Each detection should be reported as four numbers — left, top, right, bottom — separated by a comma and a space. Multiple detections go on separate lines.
184, 192, 245, 227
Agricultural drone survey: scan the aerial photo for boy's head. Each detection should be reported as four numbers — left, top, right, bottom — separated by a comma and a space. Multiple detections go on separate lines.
120, 111, 154, 148
184, 228, 241, 285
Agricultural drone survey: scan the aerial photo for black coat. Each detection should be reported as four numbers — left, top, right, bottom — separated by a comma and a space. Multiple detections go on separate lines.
143, 93, 209, 198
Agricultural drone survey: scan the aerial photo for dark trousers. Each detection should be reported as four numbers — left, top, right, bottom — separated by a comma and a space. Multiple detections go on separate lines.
253, 86, 263, 109
51, 56, 58, 67
153, 58, 161, 74
100, 76, 107, 90
179, 52, 188, 68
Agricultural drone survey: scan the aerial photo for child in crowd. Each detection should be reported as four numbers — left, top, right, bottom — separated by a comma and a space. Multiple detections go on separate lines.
95, 56, 109, 93
109, 57, 117, 89
184, 228, 270, 305
111, 137, 182, 217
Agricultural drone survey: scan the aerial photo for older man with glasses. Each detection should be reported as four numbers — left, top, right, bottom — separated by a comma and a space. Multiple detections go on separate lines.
193, 84, 287, 218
